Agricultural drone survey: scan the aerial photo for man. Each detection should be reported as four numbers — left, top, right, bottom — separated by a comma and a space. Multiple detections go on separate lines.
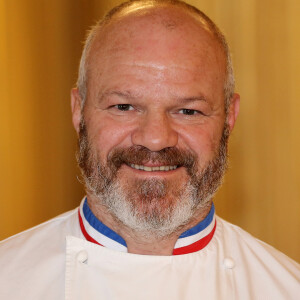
0, 0, 299, 299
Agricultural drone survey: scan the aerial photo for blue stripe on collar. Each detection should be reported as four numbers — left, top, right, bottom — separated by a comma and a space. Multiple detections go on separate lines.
178, 203, 215, 238
82, 198, 127, 247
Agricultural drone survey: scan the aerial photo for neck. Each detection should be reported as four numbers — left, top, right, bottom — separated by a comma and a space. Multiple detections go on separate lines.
86, 193, 212, 256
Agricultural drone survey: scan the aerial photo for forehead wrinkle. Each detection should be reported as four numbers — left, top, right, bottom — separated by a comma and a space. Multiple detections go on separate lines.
130, 62, 200, 73
132, 62, 167, 71
110, 62, 205, 81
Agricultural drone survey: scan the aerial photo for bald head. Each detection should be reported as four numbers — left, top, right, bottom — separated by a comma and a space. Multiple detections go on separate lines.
77, 0, 234, 111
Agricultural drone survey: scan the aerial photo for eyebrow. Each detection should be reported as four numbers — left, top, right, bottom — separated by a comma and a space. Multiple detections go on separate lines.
98, 90, 140, 102
175, 96, 207, 104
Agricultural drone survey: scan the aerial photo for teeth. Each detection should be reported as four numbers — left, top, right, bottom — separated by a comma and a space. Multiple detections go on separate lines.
129, 164, 178, 172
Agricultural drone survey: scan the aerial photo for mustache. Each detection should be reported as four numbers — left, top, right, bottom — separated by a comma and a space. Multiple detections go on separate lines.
108, 145, 197, 170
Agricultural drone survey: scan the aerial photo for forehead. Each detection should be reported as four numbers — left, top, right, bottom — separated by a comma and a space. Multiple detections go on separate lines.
86, 6, 226, 101
91, 6, 223, 59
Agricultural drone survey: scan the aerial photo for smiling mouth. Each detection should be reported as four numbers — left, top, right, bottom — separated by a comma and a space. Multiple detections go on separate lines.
129, 164, 178, 172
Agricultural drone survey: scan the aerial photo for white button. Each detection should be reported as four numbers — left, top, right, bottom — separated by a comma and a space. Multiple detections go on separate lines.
76, 250, 88, 263
223, 257, 235, 269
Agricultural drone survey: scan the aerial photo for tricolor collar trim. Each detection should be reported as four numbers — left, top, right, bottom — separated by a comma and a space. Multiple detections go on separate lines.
78, 197, 216, 255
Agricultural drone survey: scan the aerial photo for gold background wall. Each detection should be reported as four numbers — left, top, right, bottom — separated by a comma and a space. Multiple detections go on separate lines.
1, 0, 299, 262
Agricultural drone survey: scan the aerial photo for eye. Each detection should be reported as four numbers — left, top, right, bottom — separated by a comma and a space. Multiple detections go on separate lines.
179, 109, 201, 115
115, 104, 134, 111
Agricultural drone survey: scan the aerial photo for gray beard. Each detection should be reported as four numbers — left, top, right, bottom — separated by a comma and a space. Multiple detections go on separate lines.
77, 119, 229, 238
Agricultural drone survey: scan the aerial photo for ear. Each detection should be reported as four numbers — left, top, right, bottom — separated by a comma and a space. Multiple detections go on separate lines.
71, 88, 82, 135
227, 93, 240, 133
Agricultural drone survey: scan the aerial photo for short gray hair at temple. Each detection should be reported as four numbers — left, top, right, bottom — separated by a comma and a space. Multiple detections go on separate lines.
76, 0, 235, 113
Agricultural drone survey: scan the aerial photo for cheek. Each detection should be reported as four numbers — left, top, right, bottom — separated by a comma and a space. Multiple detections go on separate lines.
86, 115, 135, 159
178, 123, 224, 161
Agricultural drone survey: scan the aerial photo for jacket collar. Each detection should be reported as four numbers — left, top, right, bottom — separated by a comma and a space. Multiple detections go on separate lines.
78, 197, 216, 255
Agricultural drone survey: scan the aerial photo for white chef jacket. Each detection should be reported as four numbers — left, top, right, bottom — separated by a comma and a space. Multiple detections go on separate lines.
0, 200, 299, 299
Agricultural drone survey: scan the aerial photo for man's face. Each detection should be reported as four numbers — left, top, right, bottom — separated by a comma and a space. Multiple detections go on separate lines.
72, 7, 239, 236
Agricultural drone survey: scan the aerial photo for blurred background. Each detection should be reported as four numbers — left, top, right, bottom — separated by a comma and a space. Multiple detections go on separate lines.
0, 0, 299, 262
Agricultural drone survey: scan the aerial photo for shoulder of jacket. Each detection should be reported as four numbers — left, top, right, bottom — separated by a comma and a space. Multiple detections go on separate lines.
215, 215, 300, 271
0, 207, 78, 246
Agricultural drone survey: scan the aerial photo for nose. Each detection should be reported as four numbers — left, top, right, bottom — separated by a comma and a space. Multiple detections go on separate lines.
131, 112, 178, 152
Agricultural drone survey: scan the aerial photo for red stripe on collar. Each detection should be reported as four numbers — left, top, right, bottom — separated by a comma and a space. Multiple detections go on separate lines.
78, 209, 103, 246
173, 220, 216, 255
